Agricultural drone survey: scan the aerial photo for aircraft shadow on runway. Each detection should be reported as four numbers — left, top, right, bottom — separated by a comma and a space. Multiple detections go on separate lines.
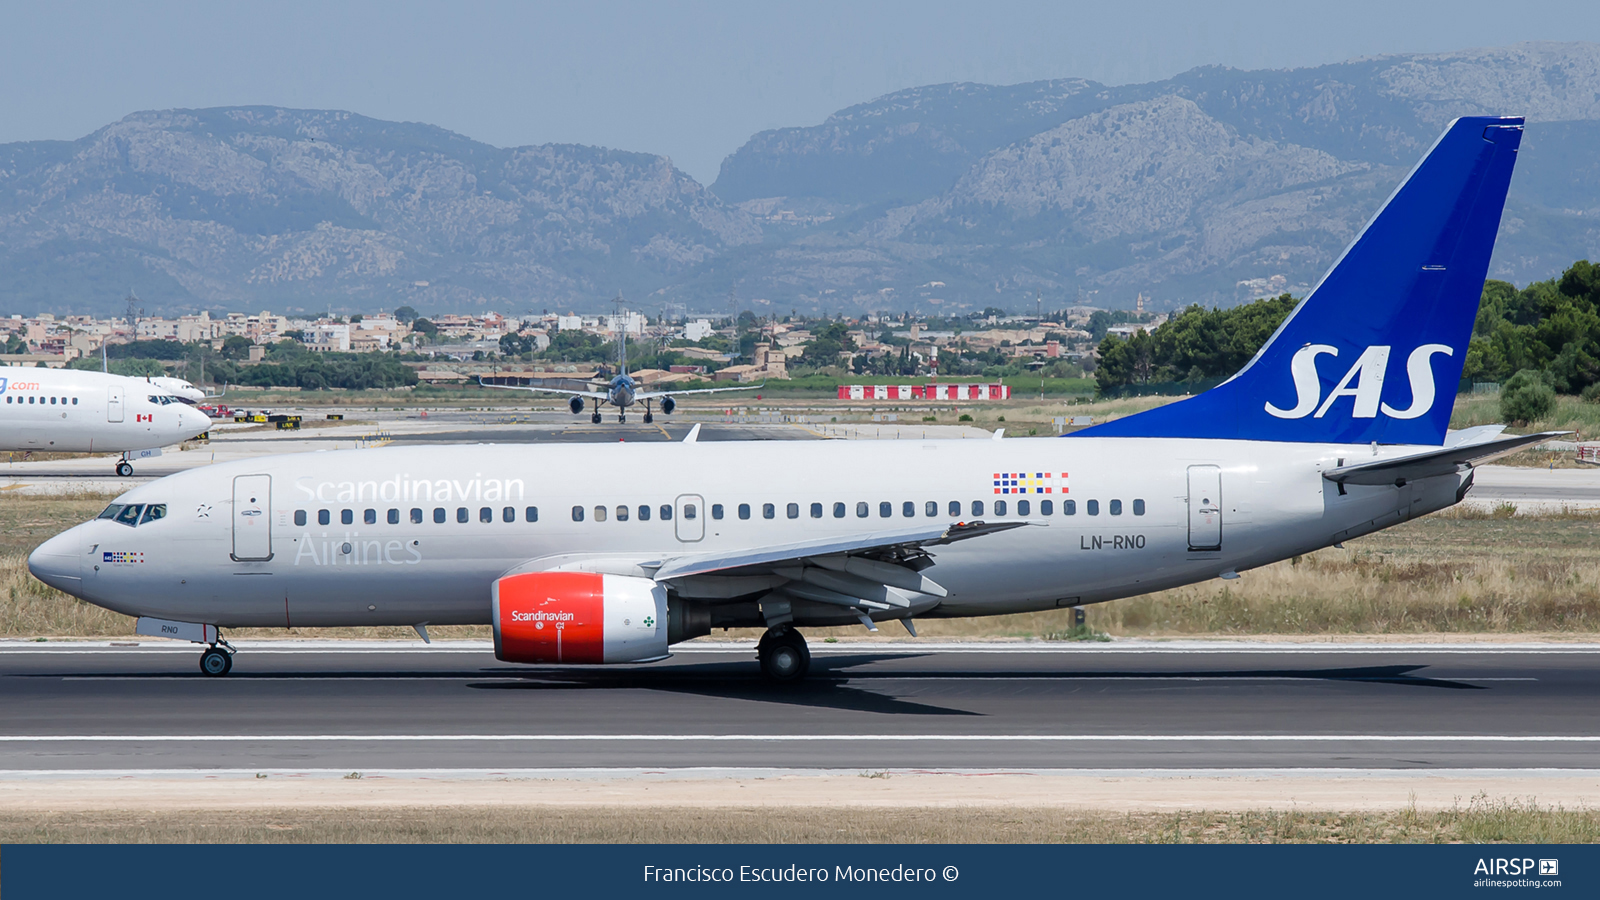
467, 654, 979, 716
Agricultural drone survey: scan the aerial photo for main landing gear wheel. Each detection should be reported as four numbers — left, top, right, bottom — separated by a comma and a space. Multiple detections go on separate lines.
591, 412, 602, 424
199, 647, 233, 677
757, 627, 810, 683
618, 412, 626, 423
643, 412, 654, 424
115, 461, 133, 477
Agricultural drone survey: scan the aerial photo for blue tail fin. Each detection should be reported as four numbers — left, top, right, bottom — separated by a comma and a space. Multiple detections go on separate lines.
1074, 116, 1523, 446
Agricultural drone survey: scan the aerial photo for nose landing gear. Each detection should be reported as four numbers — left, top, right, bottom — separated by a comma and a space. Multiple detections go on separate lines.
115, 454, 134, 477
757, 626, 810, 682
199, 635, 235, 677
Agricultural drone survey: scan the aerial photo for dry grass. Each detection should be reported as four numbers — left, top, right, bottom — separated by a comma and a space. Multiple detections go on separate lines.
5, 493, 1600, 641
0, 798, 1593, 843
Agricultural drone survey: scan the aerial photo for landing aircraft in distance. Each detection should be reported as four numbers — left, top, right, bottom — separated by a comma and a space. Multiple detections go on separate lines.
0, 367, 212, 475
480, 314, 759, 423
31, 117, 1553, 680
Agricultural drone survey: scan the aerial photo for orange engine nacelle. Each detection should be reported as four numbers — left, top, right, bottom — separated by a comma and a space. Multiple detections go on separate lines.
492, 571, 668, 664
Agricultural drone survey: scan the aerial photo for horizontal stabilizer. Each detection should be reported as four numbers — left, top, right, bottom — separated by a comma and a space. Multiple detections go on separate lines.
1322, 431, 1567, 486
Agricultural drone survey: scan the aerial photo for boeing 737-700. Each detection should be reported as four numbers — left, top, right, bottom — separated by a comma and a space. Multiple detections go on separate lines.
29, 117, 1547, 680
1, 367, 213, 474
482, 317, 759, 423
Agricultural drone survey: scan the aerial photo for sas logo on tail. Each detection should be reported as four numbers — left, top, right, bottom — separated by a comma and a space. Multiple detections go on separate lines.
1265, 344, 1452, 421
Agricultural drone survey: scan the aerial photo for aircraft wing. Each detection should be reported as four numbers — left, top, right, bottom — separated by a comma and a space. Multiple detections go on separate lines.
477, 377, 608, 400
1322, 431, 1569, 486
634, 383, 763, 400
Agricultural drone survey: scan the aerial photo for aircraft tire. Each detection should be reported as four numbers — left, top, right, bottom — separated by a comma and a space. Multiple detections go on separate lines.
115, 461, 133, 477
757, 628, 810, 683
590, 413, 602, 424
643, 413, 653, 424
199, 648, 233, 677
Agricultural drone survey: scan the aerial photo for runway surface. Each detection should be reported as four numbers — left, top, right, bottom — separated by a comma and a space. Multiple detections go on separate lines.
2, 642, 1597, 773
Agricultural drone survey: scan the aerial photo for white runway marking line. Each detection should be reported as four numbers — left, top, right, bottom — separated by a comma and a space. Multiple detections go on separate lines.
51, 675, 1540, 682
0, 734, 1597, 743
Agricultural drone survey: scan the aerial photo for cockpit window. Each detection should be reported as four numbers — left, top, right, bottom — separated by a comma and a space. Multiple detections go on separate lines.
147, 395, 178, 405
98, 504, 124, 520
139, 504, 167, 525
102, 502, 165, 526
114, 504, 145, 526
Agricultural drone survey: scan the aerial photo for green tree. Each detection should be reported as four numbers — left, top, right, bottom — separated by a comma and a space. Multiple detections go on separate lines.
1500, 369, 1555, 424
411, 318, 439, 336
394, 306, 418, 323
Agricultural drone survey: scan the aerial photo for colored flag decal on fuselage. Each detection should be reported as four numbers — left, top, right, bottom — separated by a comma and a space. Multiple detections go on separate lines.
993, 472, 1067, 494
103, 551, 145, 563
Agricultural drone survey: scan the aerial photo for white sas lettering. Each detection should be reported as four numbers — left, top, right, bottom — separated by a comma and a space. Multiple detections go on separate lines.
1265, 344, 1451, 420
1379, 343, 1452, 419
1264, 344, 1337, 419
1315, 345, 1390, 418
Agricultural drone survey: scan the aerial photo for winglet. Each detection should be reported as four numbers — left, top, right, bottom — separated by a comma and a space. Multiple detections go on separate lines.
992, 428, 1005, 441
683, 423, 701, 443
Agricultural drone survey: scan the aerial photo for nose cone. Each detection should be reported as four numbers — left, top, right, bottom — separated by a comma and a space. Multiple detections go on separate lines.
28, 530, 83, 595
178, 405, 211, 437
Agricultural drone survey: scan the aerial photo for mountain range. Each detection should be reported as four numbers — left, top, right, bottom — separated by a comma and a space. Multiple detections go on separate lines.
5, 41, 1600, 318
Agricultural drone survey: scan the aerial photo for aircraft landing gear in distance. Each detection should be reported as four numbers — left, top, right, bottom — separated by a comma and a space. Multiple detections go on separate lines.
199, 645, 233, 677
115, 460, 133, 477
757, 626, 810, 683
618, 412, 626, 424
643, 412, 653, 424
591, 412, 602, 424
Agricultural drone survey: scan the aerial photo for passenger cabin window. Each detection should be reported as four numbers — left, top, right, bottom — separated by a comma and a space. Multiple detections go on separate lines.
525, 507, 539, 523
434, 508, 446, 524
682, 504, 696, 519
294, 510, 307, 526
660, 505, 672, 521
738, 503, 751, 520
811, 503, 823, 519
341, 509, 353, 525
903, 501, 915, 517
1133, 499, 1146, 516
711, 504, 724, 520
971, 500, 984, 517
995, 500, 1008, 516
949, 501, 960, 517
1041, 499, 1053, 516
502, 507, 515, 523
364, 509, 377, 525
1065, 500, 1077, 515
615, 505, 629, 522
481, 507, 494, 523
1018, 500, 1030, 516
856, 502, 869, 518
1087, 500, 1100, 516
638, 505, 650, 521
925, 501, 937, 517
879, 502, 892, 518
763, 503, 775, 520
572, 506, 584, 522
787, 503, 800, 519
834, 502, 846, 518
593, 506, 607, 522
1110, 499, 1123, 515
318, 510, 331, 526
411, 508, 424, 524
389, 509, 400, 525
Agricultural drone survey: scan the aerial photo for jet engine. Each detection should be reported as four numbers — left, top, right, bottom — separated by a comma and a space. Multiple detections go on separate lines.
660, 396, 675, 415
492, 571, 668, 664
568, 396, 585, 415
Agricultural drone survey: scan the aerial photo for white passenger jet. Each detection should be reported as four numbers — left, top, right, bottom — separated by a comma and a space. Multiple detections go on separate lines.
30, 117, 1549, 680
1, 367, 213, 475
482, 318, 758, 423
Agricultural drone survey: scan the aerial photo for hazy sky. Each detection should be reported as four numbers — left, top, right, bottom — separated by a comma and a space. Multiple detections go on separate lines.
3, 1, 1599, 183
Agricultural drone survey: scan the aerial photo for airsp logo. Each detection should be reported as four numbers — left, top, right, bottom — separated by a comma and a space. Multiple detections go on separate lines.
1265, 344, 1453, 420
